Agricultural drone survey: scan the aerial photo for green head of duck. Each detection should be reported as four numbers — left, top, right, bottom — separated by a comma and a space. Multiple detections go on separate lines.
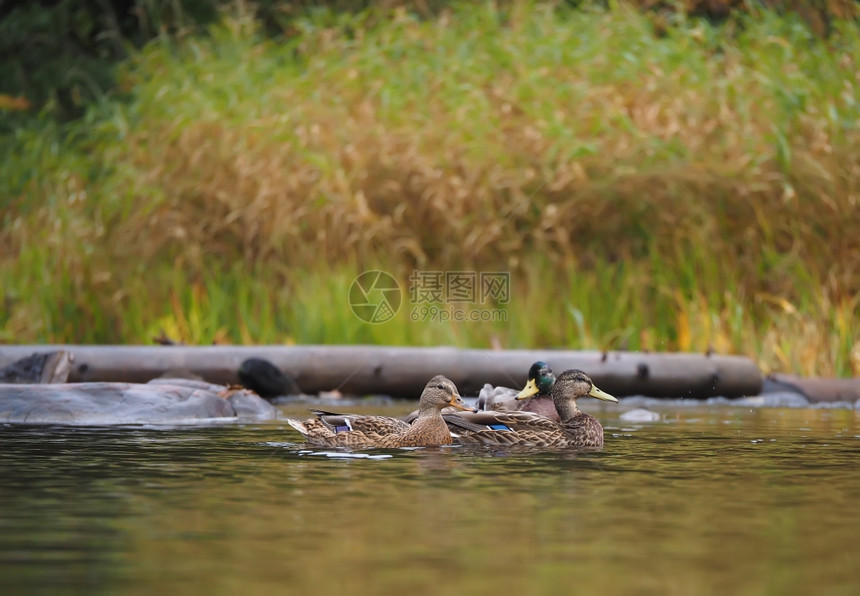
515, 360, 556, 399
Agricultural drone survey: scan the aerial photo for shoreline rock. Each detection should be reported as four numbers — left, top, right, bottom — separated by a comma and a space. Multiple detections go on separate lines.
0, 378, 277, 425
763, 373, 860, 403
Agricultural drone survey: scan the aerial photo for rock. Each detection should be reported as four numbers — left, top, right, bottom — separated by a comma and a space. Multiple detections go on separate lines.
237, 357, 301, 398
147, 378, 276, 417
225, 390, 279, 420
734, 392, 810, 408
0, 381, 278, 425
0, 351, 74, 384
619, 408, 661, 422
765, 374, 860, 403
147, 378, 226, 392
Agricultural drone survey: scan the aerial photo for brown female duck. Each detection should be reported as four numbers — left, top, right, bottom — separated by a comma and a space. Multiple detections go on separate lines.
286, 375, 469, 448
446, 369, 618, 448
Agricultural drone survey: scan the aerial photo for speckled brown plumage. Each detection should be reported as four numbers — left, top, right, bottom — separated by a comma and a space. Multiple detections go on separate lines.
447, 369, 617, 448
286, 376, 468, 448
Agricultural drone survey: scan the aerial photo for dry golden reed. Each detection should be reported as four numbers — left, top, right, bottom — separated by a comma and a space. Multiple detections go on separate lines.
1, 2, 858, 375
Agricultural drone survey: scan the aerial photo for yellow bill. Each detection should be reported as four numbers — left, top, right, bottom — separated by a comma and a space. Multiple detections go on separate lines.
515, 378, 540, 400
448, 394, 472, 411
589, 384, 618, 403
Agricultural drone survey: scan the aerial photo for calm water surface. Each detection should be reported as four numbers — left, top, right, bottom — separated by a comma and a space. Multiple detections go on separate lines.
2, 403, 859, 595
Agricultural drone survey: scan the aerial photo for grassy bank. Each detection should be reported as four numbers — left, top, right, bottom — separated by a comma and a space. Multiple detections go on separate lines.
2, 2, 859, 376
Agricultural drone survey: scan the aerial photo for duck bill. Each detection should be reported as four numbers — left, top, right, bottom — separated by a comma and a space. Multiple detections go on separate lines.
589, 385, 618, 403
515, 378, 540, 400
448, 394, 473, 411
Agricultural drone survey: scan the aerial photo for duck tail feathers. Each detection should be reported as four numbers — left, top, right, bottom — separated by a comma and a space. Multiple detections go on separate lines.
286, 418, 309, 436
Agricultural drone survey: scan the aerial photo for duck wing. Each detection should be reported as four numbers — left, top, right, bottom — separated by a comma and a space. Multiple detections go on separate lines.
309, 409, 410, 435
446, 410, 559, 432
441, 410, 565, 446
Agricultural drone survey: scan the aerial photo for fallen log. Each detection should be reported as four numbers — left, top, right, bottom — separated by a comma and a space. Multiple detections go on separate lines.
0, 345, 762, 398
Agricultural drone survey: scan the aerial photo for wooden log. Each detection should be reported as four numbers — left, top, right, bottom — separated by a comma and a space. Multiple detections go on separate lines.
0, 345, 762, 398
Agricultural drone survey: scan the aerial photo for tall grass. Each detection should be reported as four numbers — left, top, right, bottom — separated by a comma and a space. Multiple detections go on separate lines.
1, 2, 859, 376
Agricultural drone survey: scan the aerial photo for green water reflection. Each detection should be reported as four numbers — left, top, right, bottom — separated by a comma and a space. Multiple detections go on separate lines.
1, 405, 859, 595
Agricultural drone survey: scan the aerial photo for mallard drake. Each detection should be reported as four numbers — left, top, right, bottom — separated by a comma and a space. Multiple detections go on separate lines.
477, 361, 559, 422
445, 369, 618, 448
286, 375, 469, 448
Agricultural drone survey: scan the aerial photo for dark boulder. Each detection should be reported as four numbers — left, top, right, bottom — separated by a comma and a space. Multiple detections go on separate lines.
238, 357, 301, 398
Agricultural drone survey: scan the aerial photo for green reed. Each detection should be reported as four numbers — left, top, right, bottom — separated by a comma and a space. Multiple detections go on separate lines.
1, 2, 858, 376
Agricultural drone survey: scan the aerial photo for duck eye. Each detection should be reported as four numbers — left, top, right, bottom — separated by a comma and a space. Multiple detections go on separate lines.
436, 384, 445, 390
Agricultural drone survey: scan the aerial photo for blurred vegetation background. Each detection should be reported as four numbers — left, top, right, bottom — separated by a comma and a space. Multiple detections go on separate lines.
1, 0, 858, 376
